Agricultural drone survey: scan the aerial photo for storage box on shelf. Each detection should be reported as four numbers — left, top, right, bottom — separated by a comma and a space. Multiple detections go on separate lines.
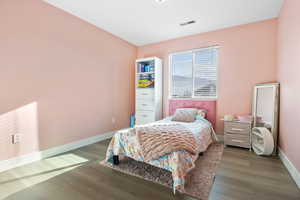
135, 57, 162, 125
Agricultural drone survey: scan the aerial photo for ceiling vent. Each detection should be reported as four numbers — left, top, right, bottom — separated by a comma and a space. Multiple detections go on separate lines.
180, 20, 196, 26
155, 0, 167, 4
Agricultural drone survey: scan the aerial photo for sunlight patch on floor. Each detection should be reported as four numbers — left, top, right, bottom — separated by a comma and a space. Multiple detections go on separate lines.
0, 153, 88, 199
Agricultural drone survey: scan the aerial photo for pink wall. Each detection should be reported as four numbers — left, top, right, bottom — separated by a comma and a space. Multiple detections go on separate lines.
0, 0, 136, 161
137, 19, 278, 134
277, 0, 300, 172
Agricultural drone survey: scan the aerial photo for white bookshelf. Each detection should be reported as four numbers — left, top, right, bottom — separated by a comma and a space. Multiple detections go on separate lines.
135, 57, 162, 125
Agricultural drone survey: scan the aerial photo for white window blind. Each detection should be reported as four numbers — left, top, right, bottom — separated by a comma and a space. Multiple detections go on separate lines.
170, 47, 218, 98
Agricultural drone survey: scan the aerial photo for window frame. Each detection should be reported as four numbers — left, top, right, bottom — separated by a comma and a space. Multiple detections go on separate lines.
169, 46, 219, 100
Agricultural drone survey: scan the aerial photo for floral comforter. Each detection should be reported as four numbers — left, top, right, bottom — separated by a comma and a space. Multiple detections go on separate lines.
105, 117, 214, 193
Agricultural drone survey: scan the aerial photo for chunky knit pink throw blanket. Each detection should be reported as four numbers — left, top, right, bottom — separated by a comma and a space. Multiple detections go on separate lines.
136, 123, 198, 162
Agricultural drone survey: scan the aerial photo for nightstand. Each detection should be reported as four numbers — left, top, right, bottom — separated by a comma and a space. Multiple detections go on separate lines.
224, 120, 252, 150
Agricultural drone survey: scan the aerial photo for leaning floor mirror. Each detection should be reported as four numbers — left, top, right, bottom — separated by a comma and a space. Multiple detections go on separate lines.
252, 83, 280, 155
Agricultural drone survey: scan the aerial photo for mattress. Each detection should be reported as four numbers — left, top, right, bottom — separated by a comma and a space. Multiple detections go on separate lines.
105, 117, 214, 193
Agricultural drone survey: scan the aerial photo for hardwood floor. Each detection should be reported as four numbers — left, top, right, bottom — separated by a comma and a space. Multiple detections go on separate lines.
0, 139, 299, 200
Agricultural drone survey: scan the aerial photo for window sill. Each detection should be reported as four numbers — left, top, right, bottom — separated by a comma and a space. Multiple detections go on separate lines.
168, 97, 217, 101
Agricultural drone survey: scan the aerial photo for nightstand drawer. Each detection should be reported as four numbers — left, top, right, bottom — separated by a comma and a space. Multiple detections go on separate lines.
224, 122, 251, 134
225, 134, 250, 148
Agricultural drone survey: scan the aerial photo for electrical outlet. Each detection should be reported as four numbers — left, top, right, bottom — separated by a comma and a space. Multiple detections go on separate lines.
12, 134, 21, 144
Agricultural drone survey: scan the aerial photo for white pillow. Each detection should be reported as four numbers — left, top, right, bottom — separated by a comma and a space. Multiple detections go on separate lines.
171, 108, 198, 122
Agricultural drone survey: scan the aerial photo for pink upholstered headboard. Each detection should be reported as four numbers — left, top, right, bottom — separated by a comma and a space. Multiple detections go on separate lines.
169, 99, 216, 127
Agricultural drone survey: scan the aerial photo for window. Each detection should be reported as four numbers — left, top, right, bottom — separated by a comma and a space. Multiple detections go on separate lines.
170, 46, 218, 99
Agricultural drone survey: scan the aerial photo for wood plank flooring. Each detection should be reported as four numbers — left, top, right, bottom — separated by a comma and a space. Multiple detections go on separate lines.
0, 139, 299, 200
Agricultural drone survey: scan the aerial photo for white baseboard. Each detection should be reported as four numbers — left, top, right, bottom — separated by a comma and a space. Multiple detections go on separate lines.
278, 147, 300, 188
0, 131, 116, 173
0, 151, 43, 173
41, 131, 115, 158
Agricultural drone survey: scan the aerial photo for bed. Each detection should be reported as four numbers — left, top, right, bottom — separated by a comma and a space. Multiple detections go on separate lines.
105, 100, 217, 193
106, 100, 217, 193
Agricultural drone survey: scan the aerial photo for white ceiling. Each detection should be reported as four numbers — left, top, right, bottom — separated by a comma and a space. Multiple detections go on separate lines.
43, 0, 283, 46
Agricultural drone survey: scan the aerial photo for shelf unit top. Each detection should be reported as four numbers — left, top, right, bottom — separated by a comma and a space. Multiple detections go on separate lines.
136, 57, 161, 63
